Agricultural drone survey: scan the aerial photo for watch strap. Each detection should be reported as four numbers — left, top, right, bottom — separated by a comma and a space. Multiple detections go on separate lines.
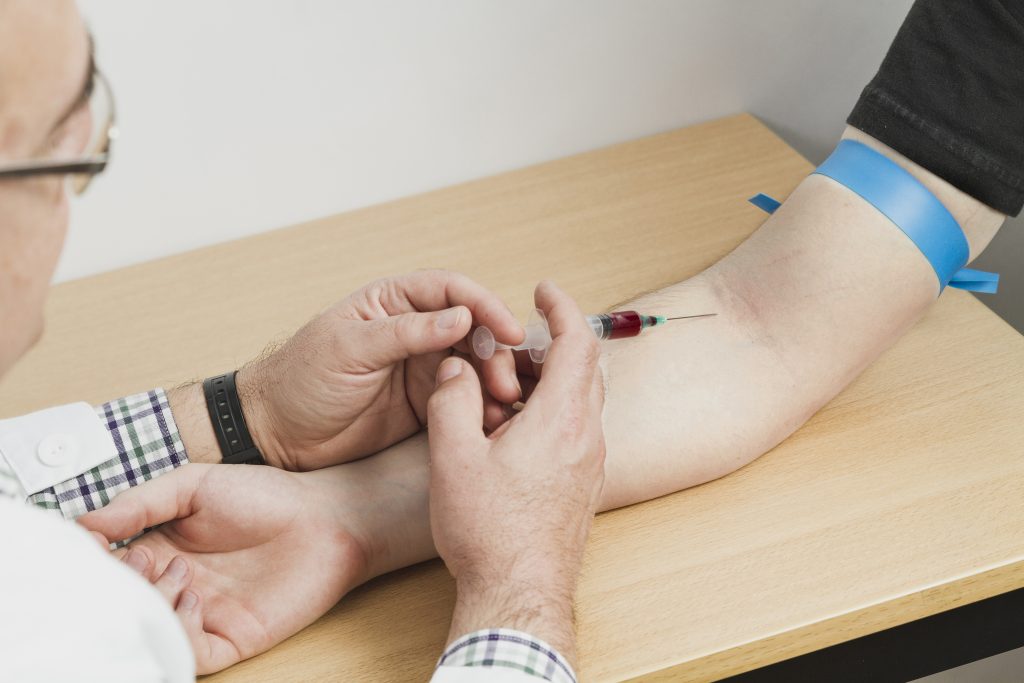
202, 372, 265, 465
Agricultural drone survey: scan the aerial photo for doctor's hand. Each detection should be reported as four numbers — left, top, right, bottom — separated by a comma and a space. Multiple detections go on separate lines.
78, 463, 370, 675
236, 270, 523, 471
426, 280, 606, 666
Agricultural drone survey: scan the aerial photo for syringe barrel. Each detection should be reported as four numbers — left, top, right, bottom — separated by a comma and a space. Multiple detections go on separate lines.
587, 311, 644, 340
606, 310, 643, 339
475, 309, 667, 362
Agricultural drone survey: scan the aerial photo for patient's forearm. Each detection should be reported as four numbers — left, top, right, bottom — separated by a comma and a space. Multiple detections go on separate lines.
599, 126, 1004, 507
340, 127, 1006, 578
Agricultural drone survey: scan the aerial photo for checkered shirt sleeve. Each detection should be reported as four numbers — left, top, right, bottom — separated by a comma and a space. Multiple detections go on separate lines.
436, 629, 577, 683
25, 389, 188, 522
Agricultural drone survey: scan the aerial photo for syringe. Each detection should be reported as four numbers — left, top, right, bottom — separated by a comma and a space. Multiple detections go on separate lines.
472, 309, 716, 363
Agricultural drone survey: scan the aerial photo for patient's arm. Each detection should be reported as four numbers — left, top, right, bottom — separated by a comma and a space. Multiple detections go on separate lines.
98, 128, 1008, 669
600, 126, 1004, 507
338, 126, 1008, 578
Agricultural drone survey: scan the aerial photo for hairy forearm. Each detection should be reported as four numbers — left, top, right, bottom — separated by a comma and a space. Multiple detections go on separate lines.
165, 383, 221, 465
449, 577, 578, 666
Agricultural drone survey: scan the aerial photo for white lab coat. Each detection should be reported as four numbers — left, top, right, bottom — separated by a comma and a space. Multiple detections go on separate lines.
0, 497, 194, 682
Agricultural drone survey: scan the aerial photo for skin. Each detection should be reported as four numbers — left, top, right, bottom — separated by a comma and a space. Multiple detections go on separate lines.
84, 282, 606, 673
5, 0, 1011, 676
164, 269, 526, 471
78, 463, 367, 673
84, 121, 1008, 675
0, 0, 90, 373
426, 281, 605, 664
2, 1, 588, 675
237, 270, 525, 471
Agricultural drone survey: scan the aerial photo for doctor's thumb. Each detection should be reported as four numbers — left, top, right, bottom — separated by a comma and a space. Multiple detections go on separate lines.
362, 306, 471, 368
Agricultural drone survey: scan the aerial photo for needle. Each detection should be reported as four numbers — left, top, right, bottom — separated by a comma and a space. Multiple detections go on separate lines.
664, 313, 717, 321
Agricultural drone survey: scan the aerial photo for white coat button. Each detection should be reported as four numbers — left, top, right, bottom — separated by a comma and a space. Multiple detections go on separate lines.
37, 434, 78, 467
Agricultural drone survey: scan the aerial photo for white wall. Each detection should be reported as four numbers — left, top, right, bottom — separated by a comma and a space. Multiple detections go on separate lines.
69, 0, 1023, 331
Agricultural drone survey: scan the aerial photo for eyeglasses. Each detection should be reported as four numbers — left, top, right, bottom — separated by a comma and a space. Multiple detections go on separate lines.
0, 67, 117, 195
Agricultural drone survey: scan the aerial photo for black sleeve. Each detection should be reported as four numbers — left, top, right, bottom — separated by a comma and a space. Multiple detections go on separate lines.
847, 0, 1024, 216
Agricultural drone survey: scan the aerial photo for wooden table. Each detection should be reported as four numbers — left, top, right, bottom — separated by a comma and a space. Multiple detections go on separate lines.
3, 114, 1023, 681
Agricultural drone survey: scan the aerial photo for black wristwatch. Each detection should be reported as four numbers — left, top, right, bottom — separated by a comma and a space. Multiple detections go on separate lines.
202, 371, 266, 465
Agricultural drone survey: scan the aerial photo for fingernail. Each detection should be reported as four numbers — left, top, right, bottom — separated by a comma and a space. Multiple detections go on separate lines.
179, 590, 198, 613
437, 307, 463, 329
124, 548, 148, 573
166, 556, 188, 582
436, 358, 463, 385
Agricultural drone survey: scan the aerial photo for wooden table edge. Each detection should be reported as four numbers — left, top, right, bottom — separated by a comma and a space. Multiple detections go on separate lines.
622, 558, 1024, 681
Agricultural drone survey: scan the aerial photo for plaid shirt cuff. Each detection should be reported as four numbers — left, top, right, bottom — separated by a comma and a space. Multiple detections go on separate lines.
437, 629, 577, 683
27, 389, 188, 524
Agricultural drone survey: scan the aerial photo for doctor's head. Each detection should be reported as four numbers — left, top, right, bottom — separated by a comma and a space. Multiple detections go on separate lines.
0, 0, 103, 377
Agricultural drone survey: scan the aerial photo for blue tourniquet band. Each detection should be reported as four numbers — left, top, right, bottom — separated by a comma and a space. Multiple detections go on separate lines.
747, 192, 782, 214
748, 139, 999, 294
815, 140, 969, 288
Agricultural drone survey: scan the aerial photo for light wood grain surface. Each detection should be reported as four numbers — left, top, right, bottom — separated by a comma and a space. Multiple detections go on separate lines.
2, 114, 1023, 681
